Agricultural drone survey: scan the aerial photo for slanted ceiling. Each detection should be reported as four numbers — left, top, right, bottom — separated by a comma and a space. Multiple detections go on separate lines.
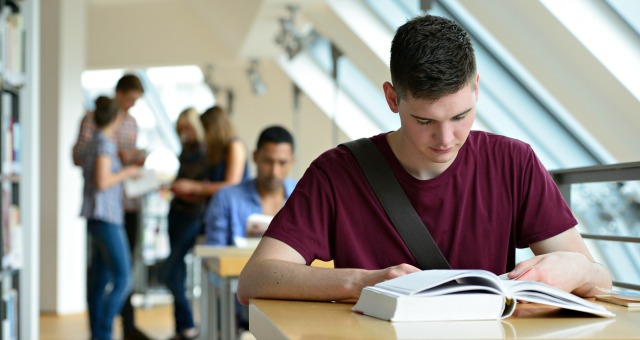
87, 0, 640, 163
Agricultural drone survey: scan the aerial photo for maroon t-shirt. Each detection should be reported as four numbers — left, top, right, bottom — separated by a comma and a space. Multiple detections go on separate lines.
264, 131, 577, 274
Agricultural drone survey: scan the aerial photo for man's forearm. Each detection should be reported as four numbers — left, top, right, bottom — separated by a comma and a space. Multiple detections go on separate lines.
237, 259, 367, 305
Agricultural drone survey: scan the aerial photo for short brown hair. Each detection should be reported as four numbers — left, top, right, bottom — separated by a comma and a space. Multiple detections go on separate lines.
116, 73, 145, 94
390, 15, 476, 101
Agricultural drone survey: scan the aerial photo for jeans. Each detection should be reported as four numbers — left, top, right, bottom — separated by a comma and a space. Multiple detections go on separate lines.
87, 219, 132, 340
160, 208, 202, 333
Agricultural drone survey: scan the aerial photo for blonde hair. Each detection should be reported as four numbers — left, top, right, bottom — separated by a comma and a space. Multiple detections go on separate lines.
201, 106, 237, 164
176, 107, 205, 143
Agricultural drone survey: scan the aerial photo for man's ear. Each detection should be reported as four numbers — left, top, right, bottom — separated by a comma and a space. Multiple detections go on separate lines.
474, 73, 480, 102
383, 82, 399, 113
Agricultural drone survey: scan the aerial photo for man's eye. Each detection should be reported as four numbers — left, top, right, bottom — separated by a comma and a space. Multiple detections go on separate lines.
453, 114, 467, 121
417, 120, 432, 126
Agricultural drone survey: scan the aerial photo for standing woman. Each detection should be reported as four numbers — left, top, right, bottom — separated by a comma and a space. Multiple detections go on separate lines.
160, 107, 207, 340
81, 97, 140, 340
162, 106, 248, 340
175, 105, 249, 196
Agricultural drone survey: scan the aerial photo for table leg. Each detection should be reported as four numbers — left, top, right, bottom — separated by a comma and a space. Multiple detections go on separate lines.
199, 261, 209, 340
209, 272, 220, 340
220, 277, 233, 340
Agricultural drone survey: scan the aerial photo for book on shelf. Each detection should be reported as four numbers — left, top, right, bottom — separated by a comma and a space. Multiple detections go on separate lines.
351, 269, 615, 322
1, 288, 18, 340
1, 92, 13, 174
1, 188, 9, 263
10, 120, 18, 174
2, 5, 25, 84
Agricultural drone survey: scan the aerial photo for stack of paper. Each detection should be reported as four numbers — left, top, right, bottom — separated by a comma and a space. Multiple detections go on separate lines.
123, 169, 160, 198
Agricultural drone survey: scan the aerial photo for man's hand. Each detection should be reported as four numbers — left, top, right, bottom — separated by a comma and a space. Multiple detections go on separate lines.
353, 263, 422, 298
507, 252, 607, 296
519, 228, 612, 297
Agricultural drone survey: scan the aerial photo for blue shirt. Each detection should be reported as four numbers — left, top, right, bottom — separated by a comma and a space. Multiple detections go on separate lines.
80, 131, 124, 225
203, 178, 297, 245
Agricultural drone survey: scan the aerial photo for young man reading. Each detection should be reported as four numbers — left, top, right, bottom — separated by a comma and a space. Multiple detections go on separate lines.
237, 14, 611, 305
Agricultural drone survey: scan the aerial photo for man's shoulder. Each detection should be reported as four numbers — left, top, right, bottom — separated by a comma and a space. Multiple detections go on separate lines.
283, 177, 298, 186
283, 178, 298, 195
119, 114, 138, 129
123, 113, 137, 123
469, 130, 531, 151
217, 179, 256, 197
312, 134, 389, 169
79, 111, 95, 127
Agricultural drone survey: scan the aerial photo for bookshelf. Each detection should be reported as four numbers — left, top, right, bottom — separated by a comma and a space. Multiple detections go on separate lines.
0, 1, 24, 339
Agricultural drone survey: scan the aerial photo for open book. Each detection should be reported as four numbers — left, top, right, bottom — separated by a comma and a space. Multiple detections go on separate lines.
352, 269, 614, 322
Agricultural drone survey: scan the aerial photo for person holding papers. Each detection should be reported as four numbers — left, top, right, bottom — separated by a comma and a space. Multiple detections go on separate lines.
80, 97, 140, 340
160, 107, 207, 340
203, 125, 296, 332
72, 74, 150, 340
161, 106, 249, 340
237, 14, 612, 306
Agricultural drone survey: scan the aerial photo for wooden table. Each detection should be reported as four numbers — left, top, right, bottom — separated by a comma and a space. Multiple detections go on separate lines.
194, 245, 254, 340
194, 245, 333, 340
249, 298, 640, 339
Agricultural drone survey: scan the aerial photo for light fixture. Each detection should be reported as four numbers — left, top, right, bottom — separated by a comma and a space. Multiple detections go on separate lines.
203, 63, 221, 97
274, 4, 316, 59
247, 59, 267, 96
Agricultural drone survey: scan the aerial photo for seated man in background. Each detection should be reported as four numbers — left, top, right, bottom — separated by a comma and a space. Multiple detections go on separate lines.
204, 125, 297, 246
203, 125, 296, 332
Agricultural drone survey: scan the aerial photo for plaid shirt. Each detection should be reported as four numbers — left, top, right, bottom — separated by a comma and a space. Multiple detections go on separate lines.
73, 112, 140, 210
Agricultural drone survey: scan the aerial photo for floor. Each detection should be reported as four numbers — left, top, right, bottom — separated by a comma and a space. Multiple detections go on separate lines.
39, 295, 256, 340
40, 304, 174, 340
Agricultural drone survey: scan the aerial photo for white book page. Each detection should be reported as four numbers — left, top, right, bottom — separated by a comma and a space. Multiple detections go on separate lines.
502, 280, 614, 317
375, 269, 504, 296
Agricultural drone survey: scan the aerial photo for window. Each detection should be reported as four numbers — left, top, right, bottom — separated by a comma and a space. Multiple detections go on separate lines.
81, 66, 215, 179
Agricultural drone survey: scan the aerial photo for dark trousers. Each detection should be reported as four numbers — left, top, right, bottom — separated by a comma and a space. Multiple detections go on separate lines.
120, 210, 140, 332
160, 208, 201, 333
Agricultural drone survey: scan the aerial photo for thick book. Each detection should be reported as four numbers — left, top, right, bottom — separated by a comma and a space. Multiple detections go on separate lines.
352, 269, 614, 322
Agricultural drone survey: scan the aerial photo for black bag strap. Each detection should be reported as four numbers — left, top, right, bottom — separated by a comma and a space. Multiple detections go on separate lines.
342, 138, 451, 270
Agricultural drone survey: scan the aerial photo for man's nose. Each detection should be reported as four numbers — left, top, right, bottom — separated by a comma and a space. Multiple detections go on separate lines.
433, 123, 454, 146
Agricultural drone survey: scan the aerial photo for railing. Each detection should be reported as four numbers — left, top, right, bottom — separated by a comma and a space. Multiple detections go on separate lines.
550, 161, 640, 291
